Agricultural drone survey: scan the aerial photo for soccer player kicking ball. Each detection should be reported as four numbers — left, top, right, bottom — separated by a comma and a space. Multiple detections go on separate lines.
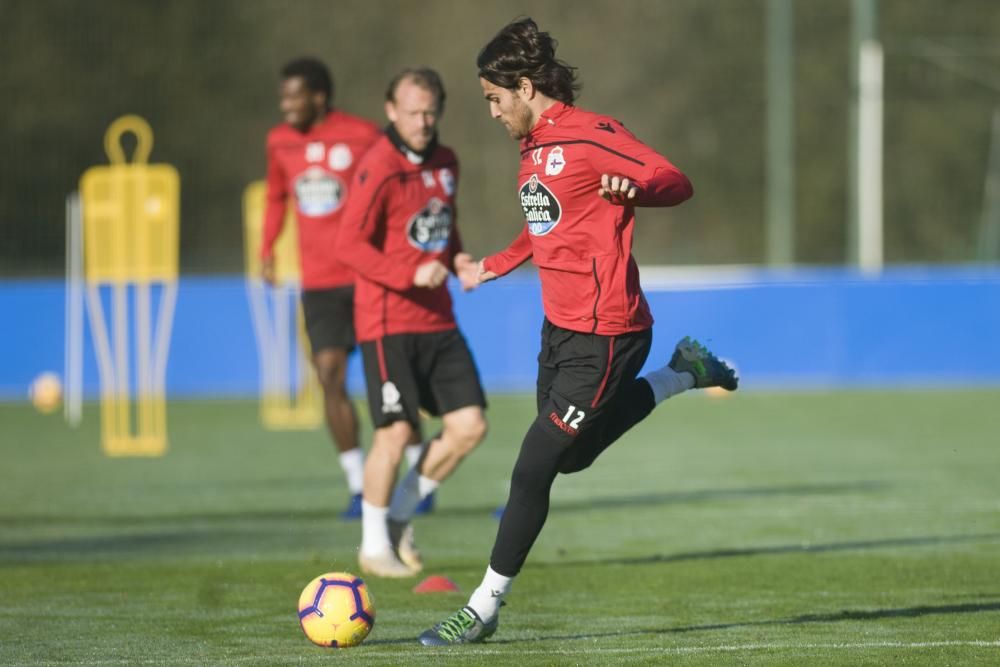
419, 19, 738, 645
337, 68, 488, 578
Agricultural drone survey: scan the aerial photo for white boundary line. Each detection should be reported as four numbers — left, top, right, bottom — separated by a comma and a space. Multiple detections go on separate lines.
366, 640, 1000, 657
17, 639, 1000, 664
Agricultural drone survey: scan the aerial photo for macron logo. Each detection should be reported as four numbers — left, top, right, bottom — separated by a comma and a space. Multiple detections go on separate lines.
549, 411, 578, 435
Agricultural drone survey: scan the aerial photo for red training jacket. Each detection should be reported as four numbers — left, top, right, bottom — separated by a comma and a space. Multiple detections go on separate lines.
336, 134, 462, 342
482, 102, 693, 336
261, 110, 381, 289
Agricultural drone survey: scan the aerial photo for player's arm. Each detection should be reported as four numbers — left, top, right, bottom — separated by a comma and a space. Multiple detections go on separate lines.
448, 222, 480, 291
443, 197, 483, 291
336, 169, 439, 291
589, 121, 693, 207
444, 167, 467, 276
260, 141, 288, 285
449, 223, 467, 274
480, 225, 533, 283
433, 162, 479, 291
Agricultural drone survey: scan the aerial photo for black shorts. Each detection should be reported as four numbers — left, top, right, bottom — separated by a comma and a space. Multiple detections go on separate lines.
360, 328, 487, 429
536, 318, 652, 443
301, 287, 355, 352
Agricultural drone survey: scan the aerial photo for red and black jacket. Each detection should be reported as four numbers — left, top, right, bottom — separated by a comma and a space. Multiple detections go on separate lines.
262, 110, 381, 289
336, 133, 462, 342
483, 102, 693, 336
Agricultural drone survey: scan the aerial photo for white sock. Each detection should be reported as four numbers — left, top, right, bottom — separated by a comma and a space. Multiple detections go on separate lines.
388, 467, 439, 522
360, 501, 391, 557
404, 443, 424, 469
467, 566, 513, 623
642, 366, 694, 404
339, 448, 365, 494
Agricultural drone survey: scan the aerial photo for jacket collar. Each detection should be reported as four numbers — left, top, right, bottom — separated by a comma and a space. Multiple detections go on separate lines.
527, 101, 573, 140
385, 123, 438, 165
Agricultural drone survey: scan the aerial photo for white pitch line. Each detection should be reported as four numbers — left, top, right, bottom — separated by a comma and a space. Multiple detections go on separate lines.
369, 640, 1000, 657
24, 639, 1000, 665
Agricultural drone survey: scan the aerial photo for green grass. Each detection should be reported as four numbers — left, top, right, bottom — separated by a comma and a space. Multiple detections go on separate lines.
2, 390, 999, 665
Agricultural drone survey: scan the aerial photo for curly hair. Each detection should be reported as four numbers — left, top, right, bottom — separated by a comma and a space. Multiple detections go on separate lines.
477, 17, 579, 105
281, 57, 334, 107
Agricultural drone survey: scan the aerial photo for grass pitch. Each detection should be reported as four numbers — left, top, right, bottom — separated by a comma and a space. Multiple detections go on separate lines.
1, 390, 999, 665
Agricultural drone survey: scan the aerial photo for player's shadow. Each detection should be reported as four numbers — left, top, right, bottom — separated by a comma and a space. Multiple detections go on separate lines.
0, 480, 887, 529
359, 599, 1000, 647
0, 529, 223, 560
484, 599, 1000, 644
424, 531, 1000, 580
434, 480, 889, 518
532, 532, 1000, 569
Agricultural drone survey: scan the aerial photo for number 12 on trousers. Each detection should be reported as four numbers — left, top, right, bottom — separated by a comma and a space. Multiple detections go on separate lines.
563, 405, 585, 429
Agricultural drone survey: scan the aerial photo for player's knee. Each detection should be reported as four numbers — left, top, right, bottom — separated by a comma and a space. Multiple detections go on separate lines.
371, 420, 414, 462
509, 453, 555, 498
318, 368, 342, 393
457, 413, 488, 452
314, 351, 347, 393
509, 421, 563, 494
444, 409, 487, 456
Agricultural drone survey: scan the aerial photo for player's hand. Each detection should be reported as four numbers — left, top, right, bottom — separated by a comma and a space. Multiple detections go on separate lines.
477, 259, 498, 284
413, 260, 449, 289
454, 253, 480, 291
598, 174, 639, 204
261, 256, 277, 286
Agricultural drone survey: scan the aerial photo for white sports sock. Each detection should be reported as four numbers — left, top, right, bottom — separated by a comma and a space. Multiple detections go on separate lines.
467, 566, 513, 623
642, 366, 695, 405
360, 501, 391, 557
338, 448, 365, 494
404, 443, 423, 469
388, 467, 439, 522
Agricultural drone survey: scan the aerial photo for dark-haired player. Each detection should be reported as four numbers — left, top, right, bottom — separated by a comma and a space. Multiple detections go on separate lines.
336, 68, 488, 578
261, 57, 387, 520
419, 19, 738, 645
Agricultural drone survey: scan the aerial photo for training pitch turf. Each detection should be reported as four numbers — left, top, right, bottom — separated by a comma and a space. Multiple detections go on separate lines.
1, 390, 999, 665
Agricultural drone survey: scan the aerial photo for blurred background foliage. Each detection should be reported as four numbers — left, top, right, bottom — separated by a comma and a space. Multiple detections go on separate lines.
3, 0, 1000, 275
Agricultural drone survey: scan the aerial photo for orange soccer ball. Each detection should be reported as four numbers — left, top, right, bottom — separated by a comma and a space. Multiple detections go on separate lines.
297, 572, 375, 648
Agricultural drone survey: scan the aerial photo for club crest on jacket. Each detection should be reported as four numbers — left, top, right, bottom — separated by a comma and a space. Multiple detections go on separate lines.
407, 197, 453, 252
520, 174, 562, 236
